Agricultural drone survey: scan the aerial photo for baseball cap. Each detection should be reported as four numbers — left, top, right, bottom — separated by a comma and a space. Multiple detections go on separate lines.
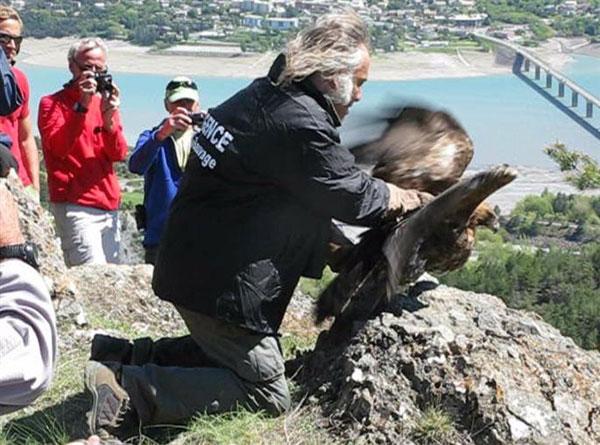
165, 76, 199, 103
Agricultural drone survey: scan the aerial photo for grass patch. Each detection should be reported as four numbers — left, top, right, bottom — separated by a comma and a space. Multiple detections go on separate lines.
122, 190, 144, 210
280, 332, 317, 361
87, 310, 147, 338
412, 406, 457, 444
298, 266, 336, 299
0, 334, 92, 444
0, 412, 70, 445
184, 409, 278, 444
180, 405, 336, 445
40, 347, 87, 405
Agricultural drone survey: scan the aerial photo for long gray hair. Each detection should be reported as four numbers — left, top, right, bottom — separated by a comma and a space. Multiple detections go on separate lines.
277, 10, 370, 86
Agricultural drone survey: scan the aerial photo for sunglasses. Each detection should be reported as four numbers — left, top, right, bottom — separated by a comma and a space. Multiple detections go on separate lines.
0, 32, 23, 46
166, 79, 198, 91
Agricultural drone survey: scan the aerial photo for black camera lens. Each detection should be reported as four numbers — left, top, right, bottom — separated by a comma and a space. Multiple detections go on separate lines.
95, 72, 113, 94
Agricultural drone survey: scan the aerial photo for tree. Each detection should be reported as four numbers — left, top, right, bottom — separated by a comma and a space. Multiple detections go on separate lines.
545, 142, 600, 190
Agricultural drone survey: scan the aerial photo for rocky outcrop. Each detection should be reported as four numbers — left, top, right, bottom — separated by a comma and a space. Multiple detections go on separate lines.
291, 283, 600, 444
6, 175, 600, 444
6, 176, 69, 298
7, 175, 144, 300
118, 210, 145, 265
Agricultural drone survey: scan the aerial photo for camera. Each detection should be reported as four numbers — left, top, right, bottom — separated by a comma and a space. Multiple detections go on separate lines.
95, 72, 114, 94
189, 112, 206, 126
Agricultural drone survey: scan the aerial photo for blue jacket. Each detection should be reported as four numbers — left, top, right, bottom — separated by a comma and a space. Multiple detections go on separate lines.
128, 126, 184, 247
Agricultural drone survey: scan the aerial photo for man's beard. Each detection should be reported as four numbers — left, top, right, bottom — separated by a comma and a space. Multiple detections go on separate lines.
324, 73, 353, 107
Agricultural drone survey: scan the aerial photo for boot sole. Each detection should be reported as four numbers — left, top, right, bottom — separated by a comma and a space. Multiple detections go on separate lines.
85, 361, 102, 434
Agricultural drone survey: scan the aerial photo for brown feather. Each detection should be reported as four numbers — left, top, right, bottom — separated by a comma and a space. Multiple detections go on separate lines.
354, 106, 474, 195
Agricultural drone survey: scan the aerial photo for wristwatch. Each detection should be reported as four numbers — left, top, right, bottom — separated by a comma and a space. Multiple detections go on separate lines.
0, 242, 40, 270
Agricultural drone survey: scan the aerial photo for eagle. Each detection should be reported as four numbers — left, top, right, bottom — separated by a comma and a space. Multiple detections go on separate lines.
316, 105, 517, 331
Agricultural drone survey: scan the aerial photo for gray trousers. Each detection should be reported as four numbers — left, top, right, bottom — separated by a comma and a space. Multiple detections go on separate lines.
51, 203, 120, 267
120, 307, 290, 425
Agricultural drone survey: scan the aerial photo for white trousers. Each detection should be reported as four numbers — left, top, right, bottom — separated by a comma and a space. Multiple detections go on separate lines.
51, 202, 120, 267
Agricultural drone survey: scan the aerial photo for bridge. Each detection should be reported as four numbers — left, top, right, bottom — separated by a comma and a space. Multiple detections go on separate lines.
472, 33, 600, 139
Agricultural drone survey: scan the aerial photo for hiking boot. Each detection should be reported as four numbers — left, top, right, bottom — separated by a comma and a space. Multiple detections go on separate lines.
85, 361, 136, 439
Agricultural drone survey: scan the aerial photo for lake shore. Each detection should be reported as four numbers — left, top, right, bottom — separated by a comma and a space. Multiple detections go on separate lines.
19, 36, 597, 81
471, 165, 600, 214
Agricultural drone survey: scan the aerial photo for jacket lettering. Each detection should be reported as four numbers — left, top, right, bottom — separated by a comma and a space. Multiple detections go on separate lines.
200, 114, 234, 153
192, 139, 217, 169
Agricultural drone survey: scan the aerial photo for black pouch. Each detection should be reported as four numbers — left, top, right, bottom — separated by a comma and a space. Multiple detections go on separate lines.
134, 204, 147, 230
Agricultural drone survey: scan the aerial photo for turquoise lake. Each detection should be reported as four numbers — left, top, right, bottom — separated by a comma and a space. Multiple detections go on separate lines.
22, 54, 600, 169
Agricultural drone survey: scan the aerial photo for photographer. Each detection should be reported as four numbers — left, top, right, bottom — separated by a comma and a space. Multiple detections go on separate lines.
129, 76, 202, 265
38, 37, 128, 267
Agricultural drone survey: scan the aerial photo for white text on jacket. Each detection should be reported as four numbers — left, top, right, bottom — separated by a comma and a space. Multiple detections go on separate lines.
200, 114, 234, 152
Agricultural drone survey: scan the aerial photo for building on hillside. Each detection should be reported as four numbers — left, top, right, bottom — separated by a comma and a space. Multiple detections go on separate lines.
243, 15, 298, 30
558, 0, 578, 14
264, 17, 298, 30
295, 0, 332, 14
243, 14, 263, 28
241, 0, 273, 14
448, 13, 487, 28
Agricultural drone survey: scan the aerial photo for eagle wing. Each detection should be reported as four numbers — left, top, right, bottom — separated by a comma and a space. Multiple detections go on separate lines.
383, 165, 517, 296
316, 166, 517, 332
351, 106, 474, 194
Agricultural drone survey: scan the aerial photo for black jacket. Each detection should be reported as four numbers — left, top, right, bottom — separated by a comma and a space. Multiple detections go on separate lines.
152, 57, 390, 334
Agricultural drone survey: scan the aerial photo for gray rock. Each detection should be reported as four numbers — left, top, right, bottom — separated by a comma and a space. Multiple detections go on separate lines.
293, 285, 600, 444
8, 176, 600, 444
7, 176, 68, 299
118, 210, 144, 265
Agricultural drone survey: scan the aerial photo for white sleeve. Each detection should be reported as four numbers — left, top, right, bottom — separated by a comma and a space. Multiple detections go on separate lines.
0, 259, 57, 412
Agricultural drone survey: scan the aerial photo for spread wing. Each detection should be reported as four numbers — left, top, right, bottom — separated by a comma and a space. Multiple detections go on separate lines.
383, 165, 517, 296
350, 106, 474, 194
316, 166, 517, 333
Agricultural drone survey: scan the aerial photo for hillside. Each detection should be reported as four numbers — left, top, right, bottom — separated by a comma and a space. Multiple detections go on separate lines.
1, 176, 599, 444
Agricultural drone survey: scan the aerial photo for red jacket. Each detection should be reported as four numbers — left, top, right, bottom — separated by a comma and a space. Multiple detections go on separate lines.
0, 67, 31, 186
38, 83, 128, 211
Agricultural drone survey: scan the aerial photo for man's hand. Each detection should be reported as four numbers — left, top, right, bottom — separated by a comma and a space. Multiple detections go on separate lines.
101, 83, 121, 132
77, 70, 97, 109
386, 183, 433, 217
0, 185, 25, 247
155, 107, 193, 141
